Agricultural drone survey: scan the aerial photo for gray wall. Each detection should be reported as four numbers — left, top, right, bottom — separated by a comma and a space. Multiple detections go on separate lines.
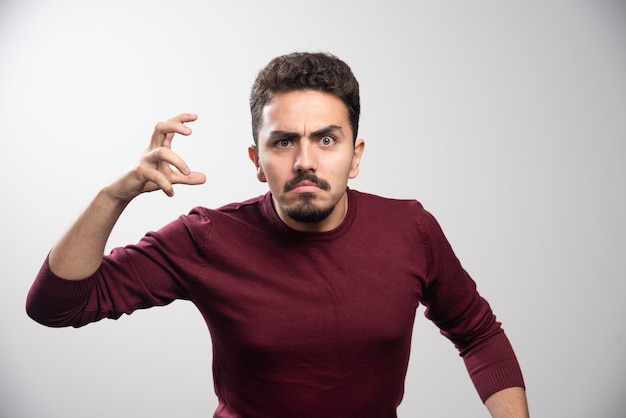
1, 1, 624, 416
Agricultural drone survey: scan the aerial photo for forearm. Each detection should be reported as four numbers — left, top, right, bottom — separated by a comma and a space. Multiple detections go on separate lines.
48, 185, 129, 280
485, 387, 529, 418
46, 114, 205, 280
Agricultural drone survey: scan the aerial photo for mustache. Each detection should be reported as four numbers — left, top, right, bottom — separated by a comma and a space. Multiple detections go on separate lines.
284, 172, 331, 192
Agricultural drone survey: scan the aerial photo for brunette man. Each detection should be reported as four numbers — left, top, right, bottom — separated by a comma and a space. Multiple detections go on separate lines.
27, 52, 528, 417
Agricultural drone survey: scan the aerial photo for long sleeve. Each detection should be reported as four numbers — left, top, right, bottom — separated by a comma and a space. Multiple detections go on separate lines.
417, 206, 525, 402
26, 209, 212, 328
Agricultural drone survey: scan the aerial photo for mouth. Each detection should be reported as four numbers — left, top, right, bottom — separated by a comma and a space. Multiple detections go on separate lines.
284, 173, 330, 193
291, 181, 324, 193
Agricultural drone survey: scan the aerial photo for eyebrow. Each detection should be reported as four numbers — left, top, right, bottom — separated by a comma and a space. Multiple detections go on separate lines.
311, 125, 343, 138
268, 124, 344, 140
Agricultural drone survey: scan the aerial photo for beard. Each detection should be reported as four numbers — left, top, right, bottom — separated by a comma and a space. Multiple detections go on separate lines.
283, 193, 336, 223
282, 172, 334, 223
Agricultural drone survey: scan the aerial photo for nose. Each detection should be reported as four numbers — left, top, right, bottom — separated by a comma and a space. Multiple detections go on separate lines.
294, 141, 317, 172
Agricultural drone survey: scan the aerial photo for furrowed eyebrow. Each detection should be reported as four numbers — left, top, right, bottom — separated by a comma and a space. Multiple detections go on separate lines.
311, 125, 343, 138
268, 131, 300, 141
268, 125, 343, 141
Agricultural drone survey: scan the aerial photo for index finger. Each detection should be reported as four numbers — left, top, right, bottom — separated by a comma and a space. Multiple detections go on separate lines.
150, 113, 198, 148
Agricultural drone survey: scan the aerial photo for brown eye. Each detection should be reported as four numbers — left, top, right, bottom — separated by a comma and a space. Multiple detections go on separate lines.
319, 136, 335, 146
276, 139, 292, 148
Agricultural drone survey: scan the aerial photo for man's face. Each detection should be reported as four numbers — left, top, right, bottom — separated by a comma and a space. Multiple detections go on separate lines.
249, 89, 365, 232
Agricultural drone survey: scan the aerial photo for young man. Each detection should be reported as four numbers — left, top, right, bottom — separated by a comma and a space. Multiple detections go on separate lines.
27, 52, 528, 417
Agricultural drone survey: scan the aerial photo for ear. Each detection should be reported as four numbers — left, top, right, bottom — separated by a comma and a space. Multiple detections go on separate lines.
248, 145, 267, 183
348, 139, 365, 179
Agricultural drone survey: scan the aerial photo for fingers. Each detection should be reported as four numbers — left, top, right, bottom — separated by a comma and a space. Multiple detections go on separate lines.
150, 113, 198, 148
152, 169, 205, 197
143, 146, 206, 196
138, 167, 205, 198
111, 113, 203, 200
146, 146, 189, 174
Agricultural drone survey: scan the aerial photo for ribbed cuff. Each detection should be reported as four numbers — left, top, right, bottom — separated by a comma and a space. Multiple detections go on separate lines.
473, 366, 526, 403
31, 256, 98, 299
25, 257, 99, 327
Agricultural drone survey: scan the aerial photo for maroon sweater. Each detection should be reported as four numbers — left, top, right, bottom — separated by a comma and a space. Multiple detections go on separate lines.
27, 190, 524, 417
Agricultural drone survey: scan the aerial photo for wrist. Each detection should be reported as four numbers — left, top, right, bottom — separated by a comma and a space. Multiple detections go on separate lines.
99, 182, 136, 210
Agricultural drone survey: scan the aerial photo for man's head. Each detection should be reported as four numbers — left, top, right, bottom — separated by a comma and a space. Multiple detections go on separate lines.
250, 52, 360, 145
248, 52, 365, 233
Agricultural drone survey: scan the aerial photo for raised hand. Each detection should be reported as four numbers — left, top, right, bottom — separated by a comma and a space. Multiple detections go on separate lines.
110, 113, 207, 202
47, 113, 207, 279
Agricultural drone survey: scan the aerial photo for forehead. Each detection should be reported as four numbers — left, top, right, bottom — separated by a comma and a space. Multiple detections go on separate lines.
260, 90, 350, 134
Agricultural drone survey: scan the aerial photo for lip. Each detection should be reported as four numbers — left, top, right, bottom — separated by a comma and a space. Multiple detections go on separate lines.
290, 181, 323, 193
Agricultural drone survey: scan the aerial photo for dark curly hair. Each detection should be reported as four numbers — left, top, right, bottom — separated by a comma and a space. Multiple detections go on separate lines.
249, 52, 360, 144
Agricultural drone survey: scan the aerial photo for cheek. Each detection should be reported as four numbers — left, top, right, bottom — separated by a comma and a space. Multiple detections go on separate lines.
259, 161, 287, 187
327, 156, 355, 178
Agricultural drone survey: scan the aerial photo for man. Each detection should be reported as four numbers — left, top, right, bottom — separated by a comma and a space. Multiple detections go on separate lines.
27, 52, 528, 417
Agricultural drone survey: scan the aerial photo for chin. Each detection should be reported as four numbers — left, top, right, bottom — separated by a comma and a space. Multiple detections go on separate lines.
284, 200, 335, 224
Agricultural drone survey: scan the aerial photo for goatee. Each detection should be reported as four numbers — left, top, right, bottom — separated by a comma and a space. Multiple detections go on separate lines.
283, 172, 333, 223
284, 193, 335, 223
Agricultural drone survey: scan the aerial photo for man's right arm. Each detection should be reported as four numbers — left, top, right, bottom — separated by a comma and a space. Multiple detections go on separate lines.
46, 113, 206, 280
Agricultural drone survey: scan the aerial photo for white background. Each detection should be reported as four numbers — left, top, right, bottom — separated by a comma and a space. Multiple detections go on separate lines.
1, 1, 625, 416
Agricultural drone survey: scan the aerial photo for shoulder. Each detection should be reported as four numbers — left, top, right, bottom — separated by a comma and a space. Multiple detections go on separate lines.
152, 195, 267, 248
214, 194, 265, 213
349, 189, 443, 236
349, 188, 427, 216
173, 194, 268, 235
180, 194, 265, 222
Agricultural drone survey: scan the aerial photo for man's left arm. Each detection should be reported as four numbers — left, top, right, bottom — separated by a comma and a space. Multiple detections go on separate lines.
485, 387, 529, 417
415, 206, 527, 413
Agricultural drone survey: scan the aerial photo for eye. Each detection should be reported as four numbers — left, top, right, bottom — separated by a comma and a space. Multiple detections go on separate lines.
319, 136, 336, 146
275, 139, 293, 148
